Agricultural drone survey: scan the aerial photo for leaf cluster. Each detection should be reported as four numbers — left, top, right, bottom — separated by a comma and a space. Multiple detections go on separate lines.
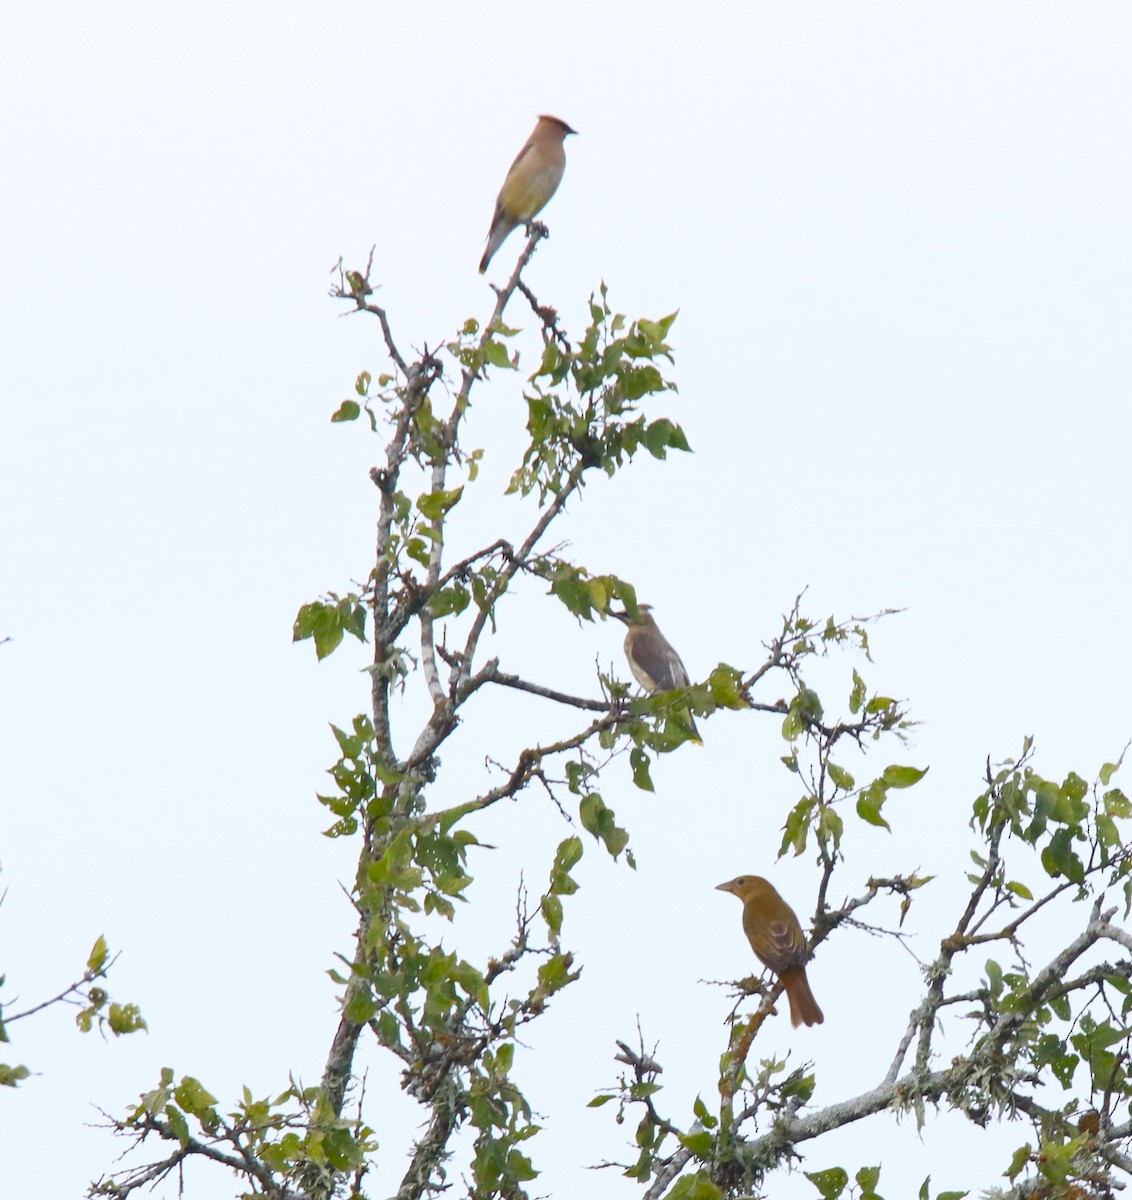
92, 246, 1132, 1200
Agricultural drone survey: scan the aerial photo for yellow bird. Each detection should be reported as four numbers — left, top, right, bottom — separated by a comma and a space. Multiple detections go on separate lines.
479, 115, 577, 274
613, 604, 701, 742
716, 875, 824, 1028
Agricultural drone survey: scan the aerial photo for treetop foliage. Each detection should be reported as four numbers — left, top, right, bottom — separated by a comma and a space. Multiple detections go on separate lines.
86, 229, 1132, 1200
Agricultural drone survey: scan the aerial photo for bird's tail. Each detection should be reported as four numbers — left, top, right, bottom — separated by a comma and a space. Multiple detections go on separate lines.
479, 209, 518, 274
782, 966, 824, 1028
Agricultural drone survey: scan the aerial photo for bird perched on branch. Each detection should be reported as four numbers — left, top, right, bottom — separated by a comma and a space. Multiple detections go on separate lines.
479, 115, 577, 274
613, 604, 700, 742
716, 875, 824, 1028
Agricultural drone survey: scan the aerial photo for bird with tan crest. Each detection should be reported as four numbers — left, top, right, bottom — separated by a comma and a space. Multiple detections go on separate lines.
716, 874, 824, 1028
613, 602, 701, 743
479, 115, 576, 274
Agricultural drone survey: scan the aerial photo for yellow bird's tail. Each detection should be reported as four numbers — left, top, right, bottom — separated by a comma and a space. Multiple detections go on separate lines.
479, 203, 518, 274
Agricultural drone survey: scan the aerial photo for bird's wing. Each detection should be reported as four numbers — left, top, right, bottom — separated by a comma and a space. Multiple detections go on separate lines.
500, 136, 539, 190
501, 151, 563, 222
749, 913, 808, 974
630, 631, 691, 691
663, 649, 692, 690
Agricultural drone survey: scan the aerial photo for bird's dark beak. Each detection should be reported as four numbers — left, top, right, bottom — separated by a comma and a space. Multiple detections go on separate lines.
611, 610, 630, 625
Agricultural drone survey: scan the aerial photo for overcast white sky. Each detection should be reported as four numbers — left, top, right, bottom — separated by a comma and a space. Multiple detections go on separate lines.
3, 3, 1131, 1197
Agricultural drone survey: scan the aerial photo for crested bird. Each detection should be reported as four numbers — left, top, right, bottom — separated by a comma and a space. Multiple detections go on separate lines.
716, 875, 824, 1028
613, 604, 700, 742
479, 115, 576, 274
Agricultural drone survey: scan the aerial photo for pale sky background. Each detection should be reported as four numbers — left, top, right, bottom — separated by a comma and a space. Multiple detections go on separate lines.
2, 3, 1131, 1198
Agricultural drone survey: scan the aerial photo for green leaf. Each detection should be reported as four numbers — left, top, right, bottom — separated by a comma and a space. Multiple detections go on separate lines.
293, 595, 367, 660
554, 836, 583, 874
804, 1166, 848, 1199
406, 537, 430, 567
1035, 779, 1059, 822
505, 1148, 537, 1182
423, 891, 454, 918
345, 269, 372, 299
494, 1042, 514, 1075
536, 952, 577, 997
641, 418, 691, 458
855, 1165, 881, 1196
636, 311, 678, 344
707, 664, 746, 709
331, 399, 361, 423
630, 747, 654, 792
827, 763, 855, 792
817, 801, 842, 847
1060, 771, 1089, 805
541, 893, 563, 936
344, 988, 377, 1025
579, 794, 630, 859
417, 487, 464, 521
173, 1076, 218, 1116
778, 1073, 815, 1108
1005, 880, 1033, 900
856, 794, 890, 831
482, 339, 513, 370
849, 669, 866, 715
779, 797, 814, 857
1105, 788, 1132, 818
550, 572, 599, 619
165, 1104, 190, 1147
781, 709, 804, 741
426, 583, 470, 618
107, 1003, 147, 1035
322, 1126, 366, 1171
87, 935, 109, 974
1041, 828, 1085, 883
881, 764, 927, 789
679, 1130, 714, 1157
1097, 813, 1122, 853
375, 1011, 400, 1048
578, 792, 621, 859
1004, 1143, 1032, 1180
667, 1172, 721, 1200
331, 720, 365, 757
